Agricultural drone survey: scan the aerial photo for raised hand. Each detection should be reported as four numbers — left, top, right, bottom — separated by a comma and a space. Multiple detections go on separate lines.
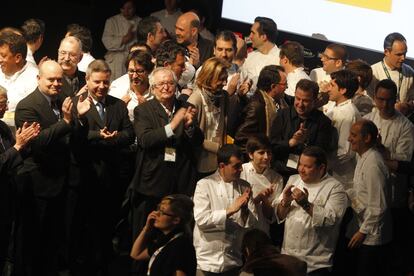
77, 94, 92, 117
183, 106, 197, 128
188, 46, 200, 67
289, 122, 308, 147
227, 188, 251, 217
170, 107, 186, 130
14, 122, 41, 151
62, 97, 73, 124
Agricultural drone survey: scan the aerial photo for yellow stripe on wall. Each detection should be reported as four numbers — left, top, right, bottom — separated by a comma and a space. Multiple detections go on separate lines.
328, 0, 392, 12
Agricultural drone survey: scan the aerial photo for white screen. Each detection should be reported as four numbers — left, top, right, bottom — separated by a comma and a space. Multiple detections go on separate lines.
222, 0, 413, 58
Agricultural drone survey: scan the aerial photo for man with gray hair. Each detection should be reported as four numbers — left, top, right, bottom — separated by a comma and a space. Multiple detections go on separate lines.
57, 35, 86, 97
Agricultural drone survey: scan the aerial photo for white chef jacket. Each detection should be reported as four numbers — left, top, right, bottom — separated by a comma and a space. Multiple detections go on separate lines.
193, 170, 259, 273
285, 67, 311, 97
276, 174, 347, 272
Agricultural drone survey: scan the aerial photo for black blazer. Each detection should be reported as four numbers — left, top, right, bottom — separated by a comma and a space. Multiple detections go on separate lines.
61, 69, 86, 98
130, 98, 203, 197
15, 88, 73, 197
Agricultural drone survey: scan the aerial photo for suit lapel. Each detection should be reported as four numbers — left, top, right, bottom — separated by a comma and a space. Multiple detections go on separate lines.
34, 89, 59, 123
88, 102, 105, 129
152, 100, 169, 126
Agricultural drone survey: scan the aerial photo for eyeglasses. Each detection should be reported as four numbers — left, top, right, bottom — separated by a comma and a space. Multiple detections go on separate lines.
156, 205, 175, 217
127, 69, 146, 75
318, 52, 339, 61
153, 81, 176, 89
58, 50, 78, 59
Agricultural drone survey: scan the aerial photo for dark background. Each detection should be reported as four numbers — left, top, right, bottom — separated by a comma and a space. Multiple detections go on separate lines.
2, 0, 413, 71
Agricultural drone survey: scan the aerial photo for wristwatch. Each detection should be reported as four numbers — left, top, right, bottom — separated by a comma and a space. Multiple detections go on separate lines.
301, 201, 311, 211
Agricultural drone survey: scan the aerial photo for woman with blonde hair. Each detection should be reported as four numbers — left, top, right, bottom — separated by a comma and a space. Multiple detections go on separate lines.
188, 57, 230, 176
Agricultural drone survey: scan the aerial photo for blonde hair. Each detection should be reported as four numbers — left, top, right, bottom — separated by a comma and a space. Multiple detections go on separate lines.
196, 57, 230, 91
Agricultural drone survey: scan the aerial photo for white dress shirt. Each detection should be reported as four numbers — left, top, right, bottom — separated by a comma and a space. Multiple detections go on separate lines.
193, 171, 259, 273
26, 47, 36, 67
240, 162, 283, 234
325, 99, 361, 189
78, 52, 96, 73
369, 59, 414, 102
0, 62, 38, 127
241, 45, 280, 92
310, 67, 331, 83
285, 67, 311, 97
276, 174, 347, 273
346, 148, 393, 246
364, 108, 414, 207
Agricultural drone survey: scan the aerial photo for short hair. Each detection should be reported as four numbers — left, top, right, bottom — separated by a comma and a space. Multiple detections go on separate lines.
241, 229, 272, 257
155, 40, 186, 67
246, 134, 271, 154
330, 69, 359, 99
59, 35, 83, 53
129, 41, 152, 54
256, 65, 284, 92
279, 41, 304, 67
120, 0, 134, 9
326, 43, 348, 64
125, 50, 154, 72
0, 30, 27, 58
136, 16, 160, 42
161, 194, 194, 226
21, 18, 45, 44
86, 59, 111, 78
149, 67, 177, 88
374, 79, 397, 100
254, 17, 278, 44
217, 144, 243, 165
295, 79, 319, 99
196, 57, 230, 90
384, 32, 406, 50
66, 24, 93, 53
358, 119, 378, 147
214, 30, 237, 52
345, 59, 373, 90
301, 146, 328, 168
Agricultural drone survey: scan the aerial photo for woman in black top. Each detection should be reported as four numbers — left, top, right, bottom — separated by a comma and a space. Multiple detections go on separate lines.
130, 194, 196, 276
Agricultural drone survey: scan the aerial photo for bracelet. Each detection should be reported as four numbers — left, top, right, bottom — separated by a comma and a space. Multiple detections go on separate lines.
297, 198, 311, 211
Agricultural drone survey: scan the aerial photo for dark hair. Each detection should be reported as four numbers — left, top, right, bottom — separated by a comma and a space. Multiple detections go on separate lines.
0, 31, 27, 58
384, 32, 406, 50
214, 30, 237, 52
136, 16, 160, 42
125, 50, 154, 72
217, 144, 243, 165
155, 40, 186, 67
21, 18, 45, 44
345, 59, 373, 90
279, 41, 304, 67
256, 65, 284, 92
295, 79, 319, 99
241, 229, 272, 257
358, 119, 378, 147
66, 24, 93, 53
326, 43, 348, 64
301, 146, 328, 168
254, 17, 278, 44
246, 134, 271, 154
162, 194, 194, 226
120, 0, 134, 9
330, 69, 359, 99
375, 79, 397, 100
129, 41, 152, 54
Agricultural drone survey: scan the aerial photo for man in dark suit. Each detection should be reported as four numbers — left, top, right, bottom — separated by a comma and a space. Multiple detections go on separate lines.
235, 65, 291, 155
129, 67, 203, 241
72, 59, 135, 275
14, 60, 91, 276
0, 87, 40, 272
57, 36, 86, 97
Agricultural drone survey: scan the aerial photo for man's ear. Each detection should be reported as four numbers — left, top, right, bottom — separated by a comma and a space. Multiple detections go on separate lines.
339, 87, 347, 96
14, 53, 23, 64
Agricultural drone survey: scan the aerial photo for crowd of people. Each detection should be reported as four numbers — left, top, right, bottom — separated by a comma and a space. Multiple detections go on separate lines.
1, 0, 414, 275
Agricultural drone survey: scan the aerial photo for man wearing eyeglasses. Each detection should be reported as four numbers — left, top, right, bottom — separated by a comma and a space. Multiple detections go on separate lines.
57, 36, 86, 98
129, 67, 203, 259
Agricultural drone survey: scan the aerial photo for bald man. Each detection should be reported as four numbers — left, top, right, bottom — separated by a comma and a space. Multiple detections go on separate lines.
14, 60, 91, 275
57, 35, 86, 97
175, 11, 213, 68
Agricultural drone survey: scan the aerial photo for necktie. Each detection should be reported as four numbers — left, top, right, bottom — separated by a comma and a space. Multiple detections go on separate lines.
96, 102, 105, 121
51, 100, 61, 121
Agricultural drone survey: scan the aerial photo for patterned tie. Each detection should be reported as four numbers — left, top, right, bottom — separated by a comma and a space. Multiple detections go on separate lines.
96, 102, 105, 121
51, 100, 61, 121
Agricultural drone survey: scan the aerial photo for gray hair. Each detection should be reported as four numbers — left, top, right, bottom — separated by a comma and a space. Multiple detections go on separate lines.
85, 59, 111, 78
59, 35, 83, 53
149, 67, 177, 91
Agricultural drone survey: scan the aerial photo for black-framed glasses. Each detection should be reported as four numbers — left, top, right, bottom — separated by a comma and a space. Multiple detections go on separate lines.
153, 81, 176, 89
318, 52, 339, 61
156, 205, 175, 217
127, 69, 146, 75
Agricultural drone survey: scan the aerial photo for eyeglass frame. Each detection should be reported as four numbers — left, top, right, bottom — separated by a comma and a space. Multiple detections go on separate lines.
58, 50, 79, 60
318, 52, 339, 61
156, 204, 176, 217
127, 68, 147, 75
152, 81, 177, 89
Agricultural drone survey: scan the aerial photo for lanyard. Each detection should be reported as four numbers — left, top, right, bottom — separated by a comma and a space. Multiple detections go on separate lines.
381, 61, 403, 99
147, 233, 183, 276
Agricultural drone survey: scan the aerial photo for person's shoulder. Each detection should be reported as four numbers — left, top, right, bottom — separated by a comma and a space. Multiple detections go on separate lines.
402, 63, 414, 75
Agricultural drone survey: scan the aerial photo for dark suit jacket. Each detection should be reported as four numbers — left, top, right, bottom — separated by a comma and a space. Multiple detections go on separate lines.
14, 88, 73, 197
0, 121, 22, 222
72, 93, 135, 185
61, 69, 86, 98
130, 98, 203, 197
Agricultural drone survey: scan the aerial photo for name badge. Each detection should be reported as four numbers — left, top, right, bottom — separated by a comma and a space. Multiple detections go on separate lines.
164, 147, 176, 162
